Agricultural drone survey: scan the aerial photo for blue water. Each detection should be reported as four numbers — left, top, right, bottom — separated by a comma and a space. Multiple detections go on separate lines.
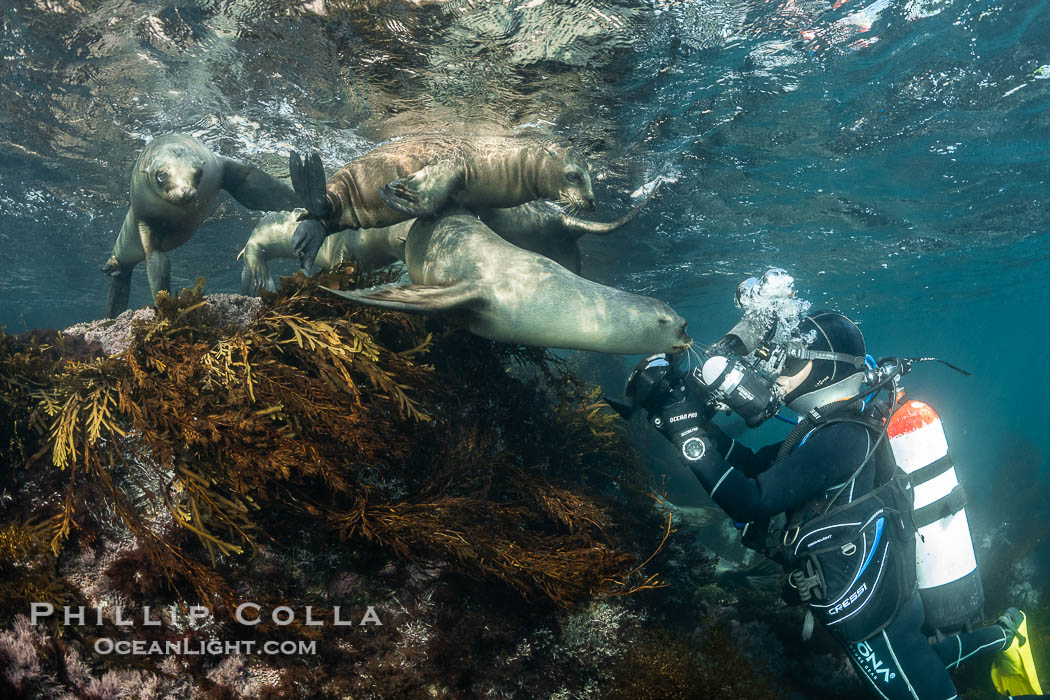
2, 0, 1049, 516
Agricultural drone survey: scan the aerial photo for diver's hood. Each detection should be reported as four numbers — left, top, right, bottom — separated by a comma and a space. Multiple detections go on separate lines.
786, 372, 865, 416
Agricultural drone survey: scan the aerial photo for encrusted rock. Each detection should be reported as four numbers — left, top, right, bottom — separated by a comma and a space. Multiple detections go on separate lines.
63, 294, 264, 356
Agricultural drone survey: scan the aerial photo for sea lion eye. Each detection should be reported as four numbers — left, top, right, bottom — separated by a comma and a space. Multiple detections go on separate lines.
156, 171, 168, 186
566, 171, 581, 184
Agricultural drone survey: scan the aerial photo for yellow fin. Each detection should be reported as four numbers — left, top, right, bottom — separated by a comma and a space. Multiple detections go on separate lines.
992, 610, 1043, 696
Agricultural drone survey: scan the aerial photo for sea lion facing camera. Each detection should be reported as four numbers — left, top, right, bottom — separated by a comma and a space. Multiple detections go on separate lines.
288, 134, 596, 273
100, 133, 299, 317
323, 212, 692, 356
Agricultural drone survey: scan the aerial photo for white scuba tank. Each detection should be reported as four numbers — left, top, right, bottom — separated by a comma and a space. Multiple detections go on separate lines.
887, 400, 984, 632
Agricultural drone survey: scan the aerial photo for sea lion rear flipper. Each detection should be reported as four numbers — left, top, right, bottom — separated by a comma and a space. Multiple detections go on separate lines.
219, 157, 299, 212
562, 180, 661, 237
289, 151, 332, 220
292, 219, 328, 276
322, 282, 480, 314
379, 160, 462, 217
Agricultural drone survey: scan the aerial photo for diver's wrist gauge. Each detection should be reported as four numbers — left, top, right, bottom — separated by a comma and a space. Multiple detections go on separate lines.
681, 436, 706, 461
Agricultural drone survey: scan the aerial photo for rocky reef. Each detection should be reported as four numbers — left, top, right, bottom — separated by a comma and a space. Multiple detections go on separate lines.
1, 265, 1037, 699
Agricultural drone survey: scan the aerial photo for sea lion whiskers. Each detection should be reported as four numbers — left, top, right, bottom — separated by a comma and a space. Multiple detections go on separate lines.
686, 343, 704, 374
556, 194, 583, 216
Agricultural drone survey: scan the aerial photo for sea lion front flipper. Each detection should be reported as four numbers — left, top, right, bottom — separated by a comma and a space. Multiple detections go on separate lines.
289, 151, 332, 220
146, 250, 171, 303
219, 156, 298, 211
239, 244, 277, 295
322, 282, 481, 314
136, 221, 169, 302
379, 160, 463, 217
105, 267, 133, 318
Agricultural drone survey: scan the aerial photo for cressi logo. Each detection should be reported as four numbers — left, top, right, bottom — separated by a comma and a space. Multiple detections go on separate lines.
828, 582, 867, 617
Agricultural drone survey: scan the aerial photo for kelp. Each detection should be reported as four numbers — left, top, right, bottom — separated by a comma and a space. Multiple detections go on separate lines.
602, 625, 783, 700
0, 264, 664, 612
0, 521, 67, 624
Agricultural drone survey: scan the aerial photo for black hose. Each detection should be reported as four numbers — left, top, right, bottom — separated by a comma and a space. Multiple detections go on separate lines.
776, 398, 865, 462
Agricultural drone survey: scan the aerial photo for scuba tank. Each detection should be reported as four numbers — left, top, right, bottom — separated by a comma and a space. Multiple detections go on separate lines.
887, 399, 984, 634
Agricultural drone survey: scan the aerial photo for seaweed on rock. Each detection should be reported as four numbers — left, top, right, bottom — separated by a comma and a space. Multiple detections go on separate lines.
0, 264, 663, 618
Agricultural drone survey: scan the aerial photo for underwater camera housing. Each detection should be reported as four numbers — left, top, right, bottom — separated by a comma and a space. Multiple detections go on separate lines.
609, 269, 807, 427
606, 354, 683, 420
688, 268, 808, 426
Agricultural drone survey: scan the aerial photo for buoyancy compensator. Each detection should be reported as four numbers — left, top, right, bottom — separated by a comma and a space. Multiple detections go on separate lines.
777, 400, 917, 644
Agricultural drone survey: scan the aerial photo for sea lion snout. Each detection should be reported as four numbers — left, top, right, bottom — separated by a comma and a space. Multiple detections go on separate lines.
671, 330, 693, 354
156, 157, 204, 205
173, 186, 198, 204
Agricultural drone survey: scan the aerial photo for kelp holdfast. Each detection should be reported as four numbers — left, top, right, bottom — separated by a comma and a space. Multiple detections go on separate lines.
781, 471, 918, 644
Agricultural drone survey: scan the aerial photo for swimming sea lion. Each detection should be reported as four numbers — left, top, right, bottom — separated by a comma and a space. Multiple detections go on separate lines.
238, 209, 412, 294
238, 186, 656, 294
100, 133, 300, 317
288, 134, 596, 273
322, 211, 692, 356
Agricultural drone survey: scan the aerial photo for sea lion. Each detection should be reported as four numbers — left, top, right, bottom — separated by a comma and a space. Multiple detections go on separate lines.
238, 189, 656, 294
323, 211, 692, 356
288, 133, 596, 273
238, 209, 412, 294
100, 133, 299, 317
474, 181, 660, 274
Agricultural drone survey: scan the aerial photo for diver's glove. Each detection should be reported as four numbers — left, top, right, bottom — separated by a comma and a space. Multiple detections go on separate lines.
650, 381, 713, 463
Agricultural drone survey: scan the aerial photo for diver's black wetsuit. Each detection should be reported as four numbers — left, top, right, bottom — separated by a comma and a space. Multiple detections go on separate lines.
683, 420, 1026, 700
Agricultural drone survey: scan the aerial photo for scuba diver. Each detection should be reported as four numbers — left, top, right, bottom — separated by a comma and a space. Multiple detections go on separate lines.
609, 270, 1045, 700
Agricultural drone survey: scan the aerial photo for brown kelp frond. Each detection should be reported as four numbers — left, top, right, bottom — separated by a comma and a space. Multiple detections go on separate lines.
336, 498, 636, 607
1, 265, 666, 610
551, 384, 626, 459
510, 468, 613, 535
0, 520, 67, 626
41, 364, 124, 470
602, 625, 784, 700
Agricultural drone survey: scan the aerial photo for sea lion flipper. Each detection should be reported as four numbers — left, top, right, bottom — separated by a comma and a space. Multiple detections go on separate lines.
239, 244, 277, 295
135, 221, 169, 302
219, 157, 298, 212
379, 160, 462, 217
322, 282, 480, 314
145, 250, 171, 303
289, 151, 332, 219
105, 268, 133, 318
292, 219, 328, 276
562, 182, 660, 237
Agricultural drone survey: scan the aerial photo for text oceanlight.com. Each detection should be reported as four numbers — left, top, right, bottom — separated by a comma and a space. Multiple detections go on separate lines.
94, 639, 317, 656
